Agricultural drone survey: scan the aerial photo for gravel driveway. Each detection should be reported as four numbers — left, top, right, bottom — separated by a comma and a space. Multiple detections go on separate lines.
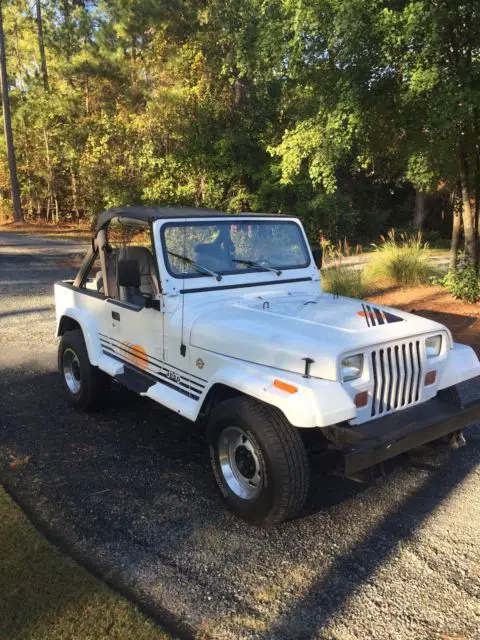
1, 231, 479, 640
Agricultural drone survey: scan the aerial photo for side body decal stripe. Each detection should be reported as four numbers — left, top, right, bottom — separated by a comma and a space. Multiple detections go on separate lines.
100, 340, 205, 394
99, 333, 207, 383
103, 349, 201, 400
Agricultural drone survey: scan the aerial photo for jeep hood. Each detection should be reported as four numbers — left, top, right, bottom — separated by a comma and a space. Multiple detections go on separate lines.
189, 293, 446, 381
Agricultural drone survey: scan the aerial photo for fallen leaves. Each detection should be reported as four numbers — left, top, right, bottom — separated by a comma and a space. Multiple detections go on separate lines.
9, 455, 31, 471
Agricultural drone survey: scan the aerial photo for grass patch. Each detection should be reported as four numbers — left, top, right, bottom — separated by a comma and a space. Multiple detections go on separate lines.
365, 230, 435, 286
0, 487, 169, 640
321, 264, 367, 299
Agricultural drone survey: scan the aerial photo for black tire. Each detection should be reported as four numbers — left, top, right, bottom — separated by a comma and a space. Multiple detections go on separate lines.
58, 329, 111, 411
206, 396, 310, 525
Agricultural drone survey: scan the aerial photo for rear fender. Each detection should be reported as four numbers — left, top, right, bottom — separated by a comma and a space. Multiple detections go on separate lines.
56, 307, 102, 366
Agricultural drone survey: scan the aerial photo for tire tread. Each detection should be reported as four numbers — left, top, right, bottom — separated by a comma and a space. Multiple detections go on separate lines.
208, 396, 309, 524
59, 329, 110, 411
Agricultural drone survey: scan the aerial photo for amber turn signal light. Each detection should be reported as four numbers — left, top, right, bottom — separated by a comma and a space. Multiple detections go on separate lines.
354, 391, 369, 408
273, 379, 298, 394
425, 370, 437, 386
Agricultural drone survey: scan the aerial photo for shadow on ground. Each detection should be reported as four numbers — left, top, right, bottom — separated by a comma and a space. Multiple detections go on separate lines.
0, 306, 52, 319
1, 358, 479, 640
264, 451, 478, 638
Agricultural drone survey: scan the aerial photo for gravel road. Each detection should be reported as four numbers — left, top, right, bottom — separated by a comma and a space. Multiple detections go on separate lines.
1, 231, 479, 640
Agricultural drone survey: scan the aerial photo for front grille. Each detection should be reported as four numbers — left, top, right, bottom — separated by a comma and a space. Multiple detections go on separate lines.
371, 341, 423, 417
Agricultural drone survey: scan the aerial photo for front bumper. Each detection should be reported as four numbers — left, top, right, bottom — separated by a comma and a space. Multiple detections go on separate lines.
324, 376, 480, 478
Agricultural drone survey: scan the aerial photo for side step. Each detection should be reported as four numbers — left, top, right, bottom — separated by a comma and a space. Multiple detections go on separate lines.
115, 365, 157, 394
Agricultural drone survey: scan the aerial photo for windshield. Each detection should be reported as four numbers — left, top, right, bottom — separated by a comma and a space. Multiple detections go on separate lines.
162, 220, 310, 278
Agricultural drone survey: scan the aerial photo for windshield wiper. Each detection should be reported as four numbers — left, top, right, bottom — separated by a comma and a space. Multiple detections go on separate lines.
232, 259, 282, 276
167, 251, 222, 281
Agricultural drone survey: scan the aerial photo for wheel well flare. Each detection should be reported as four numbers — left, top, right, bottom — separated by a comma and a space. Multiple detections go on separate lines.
57, 315, 81, 336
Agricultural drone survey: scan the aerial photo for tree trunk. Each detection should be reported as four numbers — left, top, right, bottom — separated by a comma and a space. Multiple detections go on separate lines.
70, 166, 80, 223
475, 143, 480, 268
0, 0, 23, 222
35, 0, 49, 92
84, 77, 89, 114
458, 148, 476, 264
43, 126, 60, 224
449, 190, 462, 271
54, 192, 59, 224
413, 190, 427, 231
131, 35, 137, 84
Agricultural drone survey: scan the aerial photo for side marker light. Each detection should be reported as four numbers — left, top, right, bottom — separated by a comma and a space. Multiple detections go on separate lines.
274, 379, 298, 394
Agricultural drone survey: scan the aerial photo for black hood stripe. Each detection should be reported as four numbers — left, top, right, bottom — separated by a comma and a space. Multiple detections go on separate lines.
360, 305, 404, 327
362, 303, 371, 327
383, 310, 404, 324
374, 307, 385, 325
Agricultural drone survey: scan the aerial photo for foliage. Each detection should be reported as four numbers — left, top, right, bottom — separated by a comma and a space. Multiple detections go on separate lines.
321, 264, 367, 299
365, 229, 435, 286
0, 0, 478, 266
440, 266, 480, 303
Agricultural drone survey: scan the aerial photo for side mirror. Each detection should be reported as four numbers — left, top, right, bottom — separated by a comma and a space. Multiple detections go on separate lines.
312, 246, 323, 269
117, 259, 141, 288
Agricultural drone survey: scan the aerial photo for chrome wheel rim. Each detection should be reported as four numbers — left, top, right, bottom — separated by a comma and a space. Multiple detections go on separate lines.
218, 426, 263, 500
62, 348, 82, 394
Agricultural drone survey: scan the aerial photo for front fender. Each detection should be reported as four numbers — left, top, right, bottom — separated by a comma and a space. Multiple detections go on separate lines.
438, 342, 480, 390
206, 362, 356, 428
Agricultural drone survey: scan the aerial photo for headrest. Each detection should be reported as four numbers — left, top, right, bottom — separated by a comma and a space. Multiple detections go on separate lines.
117, 259, 141, 288
118, 246, 153, 275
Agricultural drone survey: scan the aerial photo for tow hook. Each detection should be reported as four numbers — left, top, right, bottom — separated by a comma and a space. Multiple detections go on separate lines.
448, 430, 466, 449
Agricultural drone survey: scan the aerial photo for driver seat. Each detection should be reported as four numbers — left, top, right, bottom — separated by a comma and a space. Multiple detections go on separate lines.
117, 246, 159, 303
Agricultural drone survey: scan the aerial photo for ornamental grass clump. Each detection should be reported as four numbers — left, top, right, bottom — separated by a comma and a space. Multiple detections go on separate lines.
321, 264, 367, 299
366, 230, 434, 286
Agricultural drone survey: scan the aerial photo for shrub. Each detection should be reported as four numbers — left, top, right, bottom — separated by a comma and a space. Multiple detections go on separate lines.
321, 264, 367, 299
441, 265, 480, 303
365, 229, 435, 286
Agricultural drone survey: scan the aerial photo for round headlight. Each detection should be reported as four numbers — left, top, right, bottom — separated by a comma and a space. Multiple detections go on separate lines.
342, 354, 364, 381
426, 335, 442, 358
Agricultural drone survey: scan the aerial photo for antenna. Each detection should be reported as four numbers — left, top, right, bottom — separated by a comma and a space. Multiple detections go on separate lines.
180, 218, 186, 357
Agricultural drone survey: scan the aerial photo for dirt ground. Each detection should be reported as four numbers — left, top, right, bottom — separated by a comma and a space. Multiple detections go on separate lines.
0, 220, 92, 239
369, 285, 480, 355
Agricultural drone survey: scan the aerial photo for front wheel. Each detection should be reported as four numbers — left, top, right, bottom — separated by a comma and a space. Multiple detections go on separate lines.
206, 397, 310, 525
58, 329, 111, 411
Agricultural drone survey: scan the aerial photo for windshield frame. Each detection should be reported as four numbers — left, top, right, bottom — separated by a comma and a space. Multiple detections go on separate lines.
160, 218, 311, 280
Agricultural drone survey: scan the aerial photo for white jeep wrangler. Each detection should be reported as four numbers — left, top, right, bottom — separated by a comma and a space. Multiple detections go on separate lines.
55, 206, 480, 524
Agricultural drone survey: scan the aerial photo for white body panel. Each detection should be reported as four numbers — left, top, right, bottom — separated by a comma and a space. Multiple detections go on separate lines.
55, 216, 480, 429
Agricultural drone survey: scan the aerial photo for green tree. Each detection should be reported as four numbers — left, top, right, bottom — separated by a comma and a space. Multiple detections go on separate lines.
271, 0, 480, 264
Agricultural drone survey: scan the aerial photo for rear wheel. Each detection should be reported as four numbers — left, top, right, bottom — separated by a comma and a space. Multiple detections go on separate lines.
58, 329, 111, 411
206, 396, 310, 524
